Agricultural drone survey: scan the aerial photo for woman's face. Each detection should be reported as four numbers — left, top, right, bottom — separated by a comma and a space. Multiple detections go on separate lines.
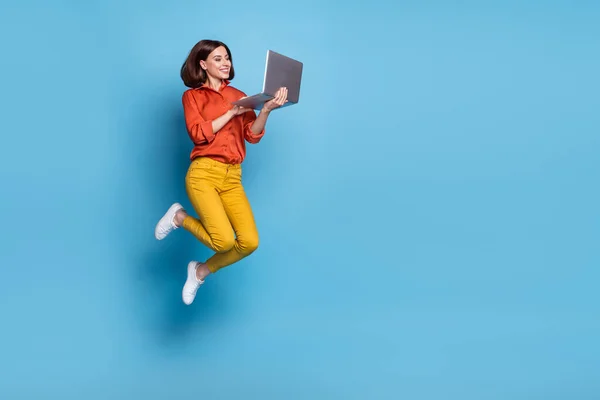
200, 46, 231, 81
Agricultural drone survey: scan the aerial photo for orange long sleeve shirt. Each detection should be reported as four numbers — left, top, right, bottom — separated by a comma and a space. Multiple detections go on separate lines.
181, 80, 265, 165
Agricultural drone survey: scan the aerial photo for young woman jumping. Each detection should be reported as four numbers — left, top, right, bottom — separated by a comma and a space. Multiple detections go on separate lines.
154, 39, 287, 305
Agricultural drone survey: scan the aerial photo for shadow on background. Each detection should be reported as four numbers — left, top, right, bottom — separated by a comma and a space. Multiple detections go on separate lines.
121, 87, 237, 350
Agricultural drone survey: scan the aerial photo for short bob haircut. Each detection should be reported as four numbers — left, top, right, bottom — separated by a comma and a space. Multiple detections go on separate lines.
180, 39, 235, 88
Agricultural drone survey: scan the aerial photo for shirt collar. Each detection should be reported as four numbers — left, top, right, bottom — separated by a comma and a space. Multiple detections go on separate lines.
199, 79, 230, 92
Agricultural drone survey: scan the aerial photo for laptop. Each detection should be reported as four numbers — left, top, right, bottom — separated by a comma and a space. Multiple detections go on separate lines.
232, 50, 303, 110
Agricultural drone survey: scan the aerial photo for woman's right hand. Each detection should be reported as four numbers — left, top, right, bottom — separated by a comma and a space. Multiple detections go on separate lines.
230, 98, 252, 116
230, 105, 250, 116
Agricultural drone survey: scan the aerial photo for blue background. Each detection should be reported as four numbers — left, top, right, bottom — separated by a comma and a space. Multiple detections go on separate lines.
1, 0, 599, 398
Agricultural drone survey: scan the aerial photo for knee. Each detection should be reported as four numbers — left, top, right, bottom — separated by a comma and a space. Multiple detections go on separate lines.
238, 234, 259, 256
212, 233, 235, 253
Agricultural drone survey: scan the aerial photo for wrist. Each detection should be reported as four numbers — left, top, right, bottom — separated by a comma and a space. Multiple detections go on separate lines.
226, 109, 235, 118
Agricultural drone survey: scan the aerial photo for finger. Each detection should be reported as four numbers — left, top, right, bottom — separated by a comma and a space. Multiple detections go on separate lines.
282, 87, 288, 103
277, 88, 286, 105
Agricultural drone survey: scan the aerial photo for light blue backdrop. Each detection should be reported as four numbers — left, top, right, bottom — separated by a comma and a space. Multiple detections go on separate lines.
1, 0, 599, 398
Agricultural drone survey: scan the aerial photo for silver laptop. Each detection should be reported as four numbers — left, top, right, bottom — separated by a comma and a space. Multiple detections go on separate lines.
233, 50, 303, 110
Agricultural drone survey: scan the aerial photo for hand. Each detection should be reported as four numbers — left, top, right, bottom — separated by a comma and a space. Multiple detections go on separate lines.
230, 103, 251, 116
263, 87, 288, 112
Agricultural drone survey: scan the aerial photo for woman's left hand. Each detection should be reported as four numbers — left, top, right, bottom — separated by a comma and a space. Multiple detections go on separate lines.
263, 87, 288, 112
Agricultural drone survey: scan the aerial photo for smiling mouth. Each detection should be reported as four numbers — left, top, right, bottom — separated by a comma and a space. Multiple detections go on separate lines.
220, 69, 229, 74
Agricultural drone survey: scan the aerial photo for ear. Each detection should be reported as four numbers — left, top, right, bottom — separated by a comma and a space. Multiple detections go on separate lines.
199, 60, 207, 70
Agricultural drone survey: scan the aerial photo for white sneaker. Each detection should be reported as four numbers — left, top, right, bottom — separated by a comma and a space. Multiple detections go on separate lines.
154, 202, 183, 240
182, 261, 204, 305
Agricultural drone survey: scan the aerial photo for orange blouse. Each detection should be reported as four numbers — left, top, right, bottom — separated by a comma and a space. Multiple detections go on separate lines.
181, 80, 265, 165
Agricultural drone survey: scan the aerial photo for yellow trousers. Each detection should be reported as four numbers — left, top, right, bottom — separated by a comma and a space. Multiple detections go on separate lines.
182, 157, 259, 273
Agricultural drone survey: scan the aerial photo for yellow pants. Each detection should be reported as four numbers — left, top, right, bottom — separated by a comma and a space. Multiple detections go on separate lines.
182, 157, 259, 273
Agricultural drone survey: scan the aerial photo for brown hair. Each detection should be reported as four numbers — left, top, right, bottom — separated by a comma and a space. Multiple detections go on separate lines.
180, 39, 235, 88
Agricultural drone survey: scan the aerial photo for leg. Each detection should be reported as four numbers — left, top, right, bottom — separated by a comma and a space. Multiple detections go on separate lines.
178, 160, 239, 305
154, 160, 234, 253
204, 170, 259, 273
181, 181, 235, 254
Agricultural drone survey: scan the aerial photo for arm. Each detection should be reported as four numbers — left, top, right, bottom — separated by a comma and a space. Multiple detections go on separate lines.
242, 108, 267, 144
182, 91, 236, 144
242, 87, 289, 144
211, 110, 237, 133
250, 108, 270, 135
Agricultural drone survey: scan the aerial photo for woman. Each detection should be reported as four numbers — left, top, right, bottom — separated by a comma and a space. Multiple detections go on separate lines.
154, 39, 288, 305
